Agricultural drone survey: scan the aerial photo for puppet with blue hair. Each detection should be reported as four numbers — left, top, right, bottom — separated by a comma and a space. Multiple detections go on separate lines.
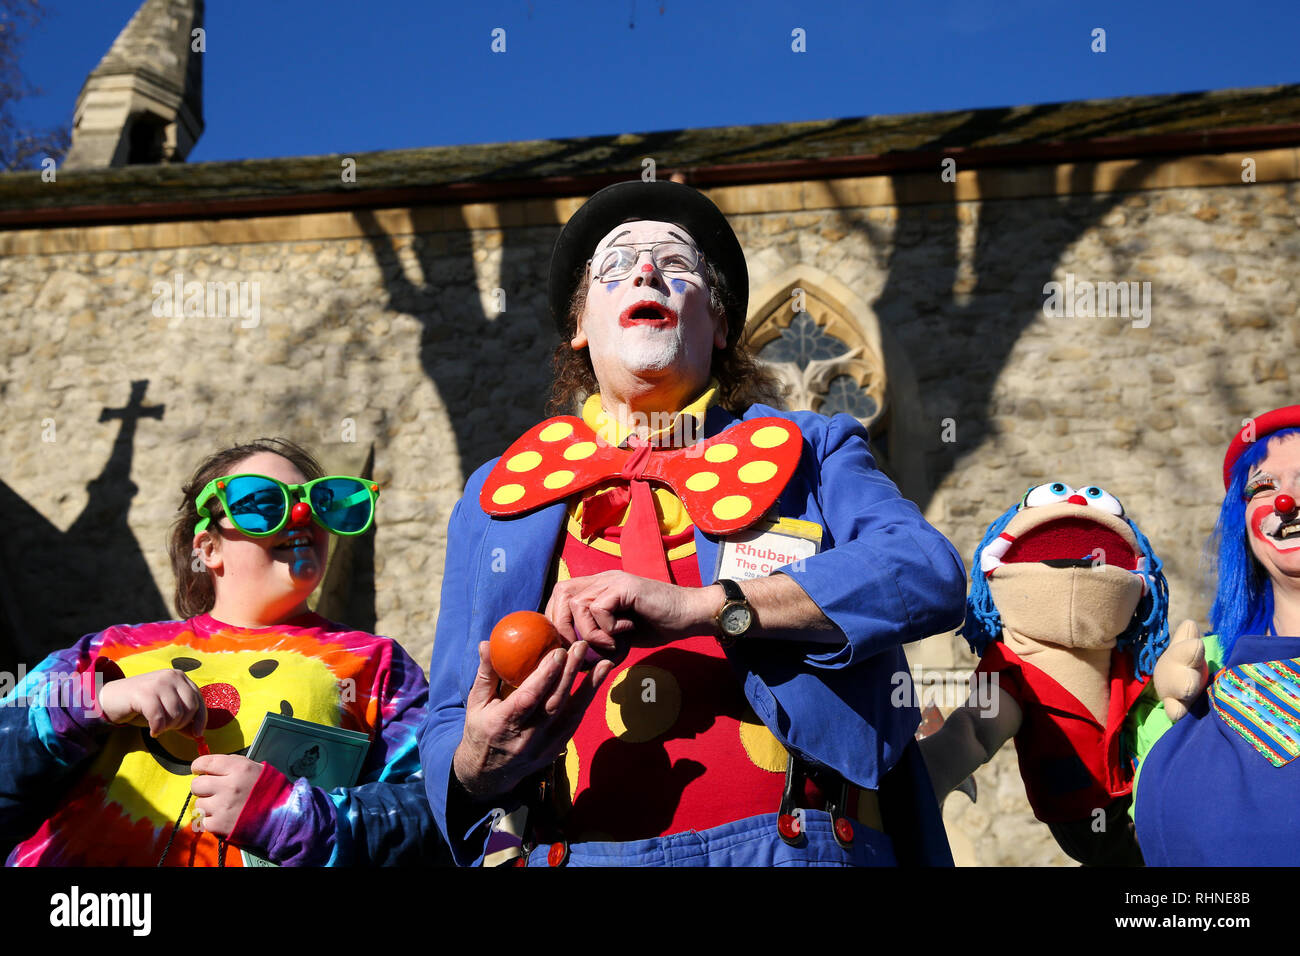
920, 480, 1172, 866
1132, 406, 1300, 866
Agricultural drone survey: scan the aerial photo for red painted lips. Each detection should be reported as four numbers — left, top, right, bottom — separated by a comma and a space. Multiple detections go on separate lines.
618, 300, 679, 328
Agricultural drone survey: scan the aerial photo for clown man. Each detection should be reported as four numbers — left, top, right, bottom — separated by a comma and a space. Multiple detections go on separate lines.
418, 180, 967, 866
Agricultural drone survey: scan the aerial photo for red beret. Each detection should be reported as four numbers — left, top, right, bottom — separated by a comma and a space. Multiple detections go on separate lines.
1222, 405, 1300, 489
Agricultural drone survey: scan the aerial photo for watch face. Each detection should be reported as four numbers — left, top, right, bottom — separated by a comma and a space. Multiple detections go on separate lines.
721, 604, 752, 636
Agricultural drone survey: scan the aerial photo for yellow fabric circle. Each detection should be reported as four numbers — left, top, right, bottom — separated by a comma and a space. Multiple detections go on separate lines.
704, 443, 738, 463
543, 470, 575, 490
739, 706, 788, 772
712, 495, 752, 522
506, 451, 542, 472
604, 665, 680, 743
539, 421, 574, 442
737, 460, 778, 484
564, 442, 598, 461
685, 471, 720, 492
491, 483, 525, 505
751, 425, 791, 449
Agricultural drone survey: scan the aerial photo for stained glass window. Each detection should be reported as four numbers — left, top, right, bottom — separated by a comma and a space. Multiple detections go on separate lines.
822, 375, 878, 420
758, 313, 848, 367
760, 314, 877, 421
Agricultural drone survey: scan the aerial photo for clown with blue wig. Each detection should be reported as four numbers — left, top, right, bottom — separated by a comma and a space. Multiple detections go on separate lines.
921, 481, 1171, 866
1133, 405, 1300, 865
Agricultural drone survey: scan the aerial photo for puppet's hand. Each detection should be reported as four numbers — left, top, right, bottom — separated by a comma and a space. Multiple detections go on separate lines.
1153, 620, 1208, 723
189, 754, 263, 839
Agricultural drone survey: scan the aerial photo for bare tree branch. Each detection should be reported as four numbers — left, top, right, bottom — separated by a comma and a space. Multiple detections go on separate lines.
0, 0, 71, 171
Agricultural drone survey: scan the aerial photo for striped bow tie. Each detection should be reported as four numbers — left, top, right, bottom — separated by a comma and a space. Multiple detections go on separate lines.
1209, 658, 1300, 767
479, 415, 803, 537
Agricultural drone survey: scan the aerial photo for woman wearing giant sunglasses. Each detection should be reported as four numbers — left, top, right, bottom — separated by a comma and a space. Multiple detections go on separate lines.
0, 438, 442, 867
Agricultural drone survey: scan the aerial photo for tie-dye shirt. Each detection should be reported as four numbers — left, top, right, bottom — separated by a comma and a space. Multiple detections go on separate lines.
0, 612, 438, 866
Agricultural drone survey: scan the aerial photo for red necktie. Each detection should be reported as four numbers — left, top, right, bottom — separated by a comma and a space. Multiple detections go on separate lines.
611, 438, 673, 581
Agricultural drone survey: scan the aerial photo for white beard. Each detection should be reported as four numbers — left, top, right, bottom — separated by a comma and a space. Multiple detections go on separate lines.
613, 322, 687, 374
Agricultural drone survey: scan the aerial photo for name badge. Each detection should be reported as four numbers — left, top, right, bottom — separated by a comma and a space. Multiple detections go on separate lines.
715, 517, 822, 582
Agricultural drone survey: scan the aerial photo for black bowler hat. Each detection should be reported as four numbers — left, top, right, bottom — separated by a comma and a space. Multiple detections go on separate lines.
547, 180, 749, 342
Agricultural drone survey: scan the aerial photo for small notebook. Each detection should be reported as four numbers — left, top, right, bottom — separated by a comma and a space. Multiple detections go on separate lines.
239, 713, 370, 867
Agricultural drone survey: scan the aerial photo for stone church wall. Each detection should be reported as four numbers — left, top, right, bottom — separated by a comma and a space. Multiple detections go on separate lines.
1, 153, 1295, 864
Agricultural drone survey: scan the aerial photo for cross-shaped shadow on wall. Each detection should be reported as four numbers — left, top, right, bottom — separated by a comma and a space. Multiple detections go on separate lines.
0, 380, 169, 669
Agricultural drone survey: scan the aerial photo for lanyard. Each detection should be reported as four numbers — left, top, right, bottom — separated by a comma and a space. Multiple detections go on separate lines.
156, 735, 228, 867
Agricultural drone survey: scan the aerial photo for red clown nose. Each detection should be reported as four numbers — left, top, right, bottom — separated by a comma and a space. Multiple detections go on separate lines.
290, 501, 312, 526
1275, 494, 1297, 519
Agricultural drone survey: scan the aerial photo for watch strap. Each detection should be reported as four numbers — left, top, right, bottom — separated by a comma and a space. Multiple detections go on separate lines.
717, 578, 746, 602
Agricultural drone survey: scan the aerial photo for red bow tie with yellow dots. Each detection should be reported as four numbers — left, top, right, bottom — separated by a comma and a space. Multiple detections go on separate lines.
480, 415, 803, 536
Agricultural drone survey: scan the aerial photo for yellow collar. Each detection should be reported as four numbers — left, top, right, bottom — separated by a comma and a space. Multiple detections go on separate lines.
581, 380, 719, 449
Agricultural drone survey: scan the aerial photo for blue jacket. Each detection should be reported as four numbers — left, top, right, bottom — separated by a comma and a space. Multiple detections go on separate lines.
419, 405, 967, 865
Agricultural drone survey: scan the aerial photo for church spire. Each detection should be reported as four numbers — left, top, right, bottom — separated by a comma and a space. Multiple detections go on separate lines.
62, 0, 204, 169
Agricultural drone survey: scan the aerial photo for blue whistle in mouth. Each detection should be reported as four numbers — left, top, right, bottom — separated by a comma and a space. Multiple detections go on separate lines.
289, 546, 319, 581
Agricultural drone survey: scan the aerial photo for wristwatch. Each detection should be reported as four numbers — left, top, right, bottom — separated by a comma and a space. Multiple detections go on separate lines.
713, 578, 755, 645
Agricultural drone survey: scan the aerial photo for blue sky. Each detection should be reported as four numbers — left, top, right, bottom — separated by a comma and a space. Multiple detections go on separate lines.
12, 0, 1300, 163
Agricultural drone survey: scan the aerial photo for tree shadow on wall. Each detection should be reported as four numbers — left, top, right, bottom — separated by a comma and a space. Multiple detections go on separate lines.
842, 102, 1191, 515
352, 132, 710, 484
353, 210, 549, 481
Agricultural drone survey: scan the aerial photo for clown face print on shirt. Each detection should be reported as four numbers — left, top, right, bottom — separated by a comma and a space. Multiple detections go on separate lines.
83, 620, 366, 838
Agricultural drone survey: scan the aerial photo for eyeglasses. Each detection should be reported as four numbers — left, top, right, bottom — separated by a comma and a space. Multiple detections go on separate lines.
194, 474, 380, 537
588, 241, 703, 283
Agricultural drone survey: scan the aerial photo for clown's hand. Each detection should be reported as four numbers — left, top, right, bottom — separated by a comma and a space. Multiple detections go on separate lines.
545, 571, 694, 655
1153, 620, 1208, 723
454, 640, 614, 801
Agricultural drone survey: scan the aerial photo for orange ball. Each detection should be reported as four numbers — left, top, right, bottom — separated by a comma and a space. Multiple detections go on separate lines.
489, 611, 564, 688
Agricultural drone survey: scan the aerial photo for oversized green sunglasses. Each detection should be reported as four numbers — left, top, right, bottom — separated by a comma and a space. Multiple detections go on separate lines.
194, 474, 379, 537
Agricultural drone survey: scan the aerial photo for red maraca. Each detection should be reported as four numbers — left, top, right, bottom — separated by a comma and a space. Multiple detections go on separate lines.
489, 611, 564, 689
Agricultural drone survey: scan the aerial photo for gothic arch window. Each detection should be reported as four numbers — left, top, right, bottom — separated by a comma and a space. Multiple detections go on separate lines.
746, 266, 928, 502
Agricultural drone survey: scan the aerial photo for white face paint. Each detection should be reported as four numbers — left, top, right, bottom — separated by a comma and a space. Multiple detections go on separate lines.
608, 282, 687, 375
574, 220, 726, 401
1246, 436, 1300, 577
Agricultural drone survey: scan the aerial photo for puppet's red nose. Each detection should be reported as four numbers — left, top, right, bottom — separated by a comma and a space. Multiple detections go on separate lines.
200, 683, 240, 729
289, 501, 312, 526
1067, 494, 1088, 506
1276, 494, 1297, 518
